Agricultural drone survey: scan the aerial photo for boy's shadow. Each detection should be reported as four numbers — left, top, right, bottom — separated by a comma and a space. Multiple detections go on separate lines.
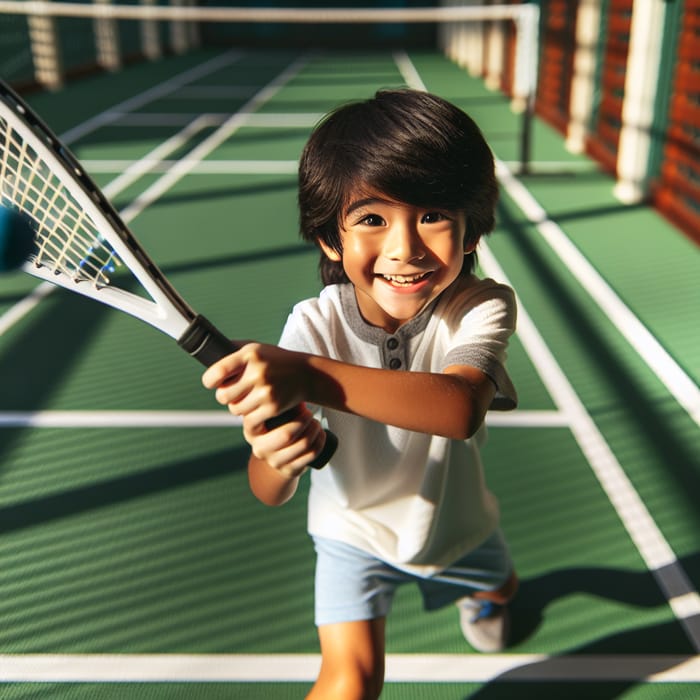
510, 554, 699, 649
465, 554, 699, 699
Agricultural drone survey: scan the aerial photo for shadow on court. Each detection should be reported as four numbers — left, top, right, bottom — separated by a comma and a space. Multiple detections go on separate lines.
463, 555, 699, 698
510, 558, 699, 652
0, 292, 111, 475
0, 444, 249, 534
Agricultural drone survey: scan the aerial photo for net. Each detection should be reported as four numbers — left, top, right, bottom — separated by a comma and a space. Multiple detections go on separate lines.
0, 2, 539, 170
0, 3, 538, 97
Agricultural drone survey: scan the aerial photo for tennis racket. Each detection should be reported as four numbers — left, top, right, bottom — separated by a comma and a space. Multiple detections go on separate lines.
0, 78, 337, 469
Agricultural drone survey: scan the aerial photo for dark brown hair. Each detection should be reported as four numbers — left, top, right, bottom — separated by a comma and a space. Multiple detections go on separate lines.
298, 89, 498, 285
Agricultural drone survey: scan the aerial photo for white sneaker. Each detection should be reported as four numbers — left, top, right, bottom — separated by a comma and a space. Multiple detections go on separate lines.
457, 598, 510, 652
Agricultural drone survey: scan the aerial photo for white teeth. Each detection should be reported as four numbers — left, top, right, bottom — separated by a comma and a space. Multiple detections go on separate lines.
382, 272, 428, 284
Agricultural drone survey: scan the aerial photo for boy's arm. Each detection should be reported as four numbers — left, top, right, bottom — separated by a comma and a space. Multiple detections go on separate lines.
306, 353, 495, 440
248, 453, 301, 506
203, 343, 497, 441
244, 403, 323, 505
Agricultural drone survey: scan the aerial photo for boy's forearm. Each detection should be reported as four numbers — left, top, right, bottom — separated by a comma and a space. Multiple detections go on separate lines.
303, 354, 495, 440
248, 453, 301, 506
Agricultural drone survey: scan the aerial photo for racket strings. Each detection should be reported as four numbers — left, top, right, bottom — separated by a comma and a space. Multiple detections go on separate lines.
0, 114, 121, 286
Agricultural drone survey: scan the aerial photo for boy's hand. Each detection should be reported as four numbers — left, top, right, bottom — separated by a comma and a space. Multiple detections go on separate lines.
202, 343, 324, 476
243, 404, 325, 479
202, 342, 307, 426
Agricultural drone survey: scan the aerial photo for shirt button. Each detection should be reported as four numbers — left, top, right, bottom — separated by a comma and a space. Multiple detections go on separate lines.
387, 337, 399, 350
389, 358, 402, 369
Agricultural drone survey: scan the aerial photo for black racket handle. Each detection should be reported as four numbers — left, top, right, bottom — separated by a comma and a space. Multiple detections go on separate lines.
177, 315, 337, 469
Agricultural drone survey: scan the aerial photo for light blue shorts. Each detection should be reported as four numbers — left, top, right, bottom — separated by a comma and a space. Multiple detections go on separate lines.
313, 530, 513, 626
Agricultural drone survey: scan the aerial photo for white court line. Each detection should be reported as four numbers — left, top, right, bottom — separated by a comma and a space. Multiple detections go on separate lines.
117, 56, 311, 225
81, 159, 299, 174
100, 114, 223, 199
241, 112, 323, 127
171, 85, 258, 99
0, 282, 54, 336
107, 111, 322, 128
398, 53, 700, 651
496, 161, 700, 429
479, 241, 700, 651
59, 50, 244, 145
0, 409, 565, 428
0, 653, 698, 683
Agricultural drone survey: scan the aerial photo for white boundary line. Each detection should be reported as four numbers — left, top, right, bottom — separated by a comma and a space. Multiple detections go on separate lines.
115, 56, 310, 225
59, 50, 244, 144
81, 159, 300, 174
0, 653, 698, 683
477, 246, 700, 651
496, 161, 700, 429
0, 409, 566, 428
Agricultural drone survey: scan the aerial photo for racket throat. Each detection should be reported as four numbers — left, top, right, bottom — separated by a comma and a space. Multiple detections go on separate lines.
178, 314, 239, 367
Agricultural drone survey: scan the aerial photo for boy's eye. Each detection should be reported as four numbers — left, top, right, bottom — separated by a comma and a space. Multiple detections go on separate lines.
421, 211, 448, 224
359, 214, 385, 226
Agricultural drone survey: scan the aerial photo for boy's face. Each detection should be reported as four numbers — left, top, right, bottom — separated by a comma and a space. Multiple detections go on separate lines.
319, 189, 472, 333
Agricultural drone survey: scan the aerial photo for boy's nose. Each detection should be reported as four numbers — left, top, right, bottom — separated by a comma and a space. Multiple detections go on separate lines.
383, 223, 425, 263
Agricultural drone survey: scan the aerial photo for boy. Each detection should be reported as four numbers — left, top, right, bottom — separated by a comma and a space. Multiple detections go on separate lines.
203, 89, 518, 699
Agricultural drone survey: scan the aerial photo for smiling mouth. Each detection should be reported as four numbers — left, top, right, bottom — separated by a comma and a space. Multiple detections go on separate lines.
379, 271, 432, 287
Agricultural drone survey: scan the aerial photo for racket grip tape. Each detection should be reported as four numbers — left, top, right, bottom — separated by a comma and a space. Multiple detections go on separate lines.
177, 314, 337, 469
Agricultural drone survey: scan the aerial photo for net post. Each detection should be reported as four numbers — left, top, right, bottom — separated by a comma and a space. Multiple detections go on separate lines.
513, 3, 540, 176
139, 0, 162, 60
168, 0, 197, 55
518, 94, 534, 176
94, 0, 122, 72
27, 12, 64, 90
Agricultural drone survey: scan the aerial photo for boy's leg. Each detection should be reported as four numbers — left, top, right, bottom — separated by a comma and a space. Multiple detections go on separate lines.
419, 529, 517, 652
457, 569, 518, 652
472, 570, 519, 605
307, 617, 386, 700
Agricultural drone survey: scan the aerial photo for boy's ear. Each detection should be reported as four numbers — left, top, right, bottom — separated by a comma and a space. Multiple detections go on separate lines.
318, 240, 342, 262
464, 239, 479, 254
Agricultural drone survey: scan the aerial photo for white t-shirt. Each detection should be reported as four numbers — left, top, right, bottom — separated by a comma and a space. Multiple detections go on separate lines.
279, 275, 518, 576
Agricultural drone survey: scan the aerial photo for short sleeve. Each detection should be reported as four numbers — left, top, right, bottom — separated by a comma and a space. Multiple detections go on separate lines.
441, 281, 518, 411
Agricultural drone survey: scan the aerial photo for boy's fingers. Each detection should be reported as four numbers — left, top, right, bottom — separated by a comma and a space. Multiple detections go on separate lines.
245, 411, 323, 470
201, 348, 245, 388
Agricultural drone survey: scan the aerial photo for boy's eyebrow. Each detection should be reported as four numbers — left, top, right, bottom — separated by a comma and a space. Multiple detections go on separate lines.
344, 196, 388, 217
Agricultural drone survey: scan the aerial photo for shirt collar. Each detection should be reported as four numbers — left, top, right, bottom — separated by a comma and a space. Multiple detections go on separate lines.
338, 283, 438, 345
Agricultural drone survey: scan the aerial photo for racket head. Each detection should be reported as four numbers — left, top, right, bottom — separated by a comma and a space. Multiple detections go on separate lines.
0, 79, 193, 339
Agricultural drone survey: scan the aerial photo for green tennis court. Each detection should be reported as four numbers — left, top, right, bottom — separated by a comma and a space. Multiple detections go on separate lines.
0, 45, 698, 699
